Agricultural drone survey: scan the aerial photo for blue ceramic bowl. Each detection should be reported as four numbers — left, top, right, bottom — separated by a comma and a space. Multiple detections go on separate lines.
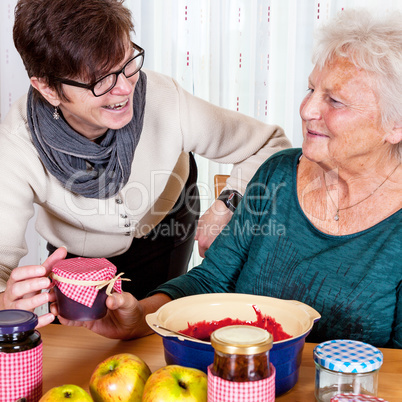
146, 293, 320, 396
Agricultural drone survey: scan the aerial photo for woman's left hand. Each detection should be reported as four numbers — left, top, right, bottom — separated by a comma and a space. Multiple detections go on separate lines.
195, 199, 233, 257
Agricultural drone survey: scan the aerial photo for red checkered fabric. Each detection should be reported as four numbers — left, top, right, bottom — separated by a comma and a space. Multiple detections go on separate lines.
331, 394, 388, 402
207, 363, 275, 402
52, 257, 122, 308
0, 343, 42, 402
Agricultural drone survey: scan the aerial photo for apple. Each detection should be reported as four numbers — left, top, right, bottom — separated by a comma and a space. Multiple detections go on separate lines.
89, 353, 151, 402
142, 365, 207, 402
39, 384, 92, 401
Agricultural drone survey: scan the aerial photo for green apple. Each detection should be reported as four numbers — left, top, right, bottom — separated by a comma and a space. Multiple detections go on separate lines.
89, 353, 151, 402
142, 365, 207, 402
39, 384, 92, 401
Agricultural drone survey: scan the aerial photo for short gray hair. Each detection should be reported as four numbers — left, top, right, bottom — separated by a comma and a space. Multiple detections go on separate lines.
312, 9, 402, 161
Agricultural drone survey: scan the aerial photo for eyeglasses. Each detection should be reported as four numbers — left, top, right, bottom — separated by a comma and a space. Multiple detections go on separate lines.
55, 43, 145, 97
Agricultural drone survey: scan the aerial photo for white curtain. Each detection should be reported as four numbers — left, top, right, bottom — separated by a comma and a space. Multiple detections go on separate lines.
1, 0, 401, 268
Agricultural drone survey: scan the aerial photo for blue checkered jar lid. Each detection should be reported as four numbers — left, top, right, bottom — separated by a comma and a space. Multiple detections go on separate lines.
313, 339, 383, 373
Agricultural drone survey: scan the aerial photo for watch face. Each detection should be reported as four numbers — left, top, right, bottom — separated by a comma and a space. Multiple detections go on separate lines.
228, 192, 242, 212
218, 190, 242, 212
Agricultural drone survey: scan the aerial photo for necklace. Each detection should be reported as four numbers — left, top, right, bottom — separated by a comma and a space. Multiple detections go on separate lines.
326, 162, 401, 221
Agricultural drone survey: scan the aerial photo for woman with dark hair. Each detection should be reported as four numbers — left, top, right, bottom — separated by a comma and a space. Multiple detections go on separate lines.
0, 0, 290, 325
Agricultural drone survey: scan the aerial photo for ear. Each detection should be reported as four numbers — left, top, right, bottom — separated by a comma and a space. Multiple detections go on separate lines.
30, 77, 61, 107
384, 125, 402, 145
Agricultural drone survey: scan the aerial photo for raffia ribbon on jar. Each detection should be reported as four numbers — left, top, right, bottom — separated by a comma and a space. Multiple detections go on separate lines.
50, 272, 130, 296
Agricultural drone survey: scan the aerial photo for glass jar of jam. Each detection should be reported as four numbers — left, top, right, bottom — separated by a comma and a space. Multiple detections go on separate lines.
52, 257, 121, 321
210, 325, 273, 382
0, 309, 43, 402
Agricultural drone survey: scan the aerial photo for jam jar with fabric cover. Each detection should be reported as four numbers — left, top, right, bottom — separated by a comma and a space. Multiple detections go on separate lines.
208, 325, 275, 402
0, 309, 42, 402
51, 257, 128, 321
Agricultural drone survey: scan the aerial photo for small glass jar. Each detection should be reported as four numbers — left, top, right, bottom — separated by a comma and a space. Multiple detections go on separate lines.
52, 257, 119, 321
210, 325, 273, 382
0, 309, 43, 402
314, 339, 383, 402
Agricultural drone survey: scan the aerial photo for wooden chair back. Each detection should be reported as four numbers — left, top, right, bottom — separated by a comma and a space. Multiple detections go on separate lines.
214, 174, 230, 198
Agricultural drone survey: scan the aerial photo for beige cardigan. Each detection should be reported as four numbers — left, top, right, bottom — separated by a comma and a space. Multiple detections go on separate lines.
0, 70, 290, 290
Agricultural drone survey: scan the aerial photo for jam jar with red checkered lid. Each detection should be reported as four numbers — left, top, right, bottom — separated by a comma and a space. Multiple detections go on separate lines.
51, 257, 125, 321
0, 309, 43, 402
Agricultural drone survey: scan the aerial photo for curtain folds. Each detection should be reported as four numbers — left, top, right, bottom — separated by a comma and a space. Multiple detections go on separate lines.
0, 0, 401, 266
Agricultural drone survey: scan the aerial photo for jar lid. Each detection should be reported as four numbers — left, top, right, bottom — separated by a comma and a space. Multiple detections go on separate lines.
52, 257, 117, 279
0, 310, 38, 334
314, 339, 383, 373
331, 394, 388, 401
210, 325, 273, 355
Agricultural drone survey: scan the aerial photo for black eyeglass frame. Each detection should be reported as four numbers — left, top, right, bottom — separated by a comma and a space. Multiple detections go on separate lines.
54, 43, 145, 97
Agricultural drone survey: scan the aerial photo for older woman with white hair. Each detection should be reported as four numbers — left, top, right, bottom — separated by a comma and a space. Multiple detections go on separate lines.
55, 9, 402, 348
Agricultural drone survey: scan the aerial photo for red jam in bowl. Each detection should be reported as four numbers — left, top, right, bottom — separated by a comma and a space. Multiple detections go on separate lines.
179, 305, 292, 342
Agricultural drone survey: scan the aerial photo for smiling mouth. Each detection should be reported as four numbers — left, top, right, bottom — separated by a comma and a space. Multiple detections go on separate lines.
103, 99, 129, 111
307, 129, 328, 138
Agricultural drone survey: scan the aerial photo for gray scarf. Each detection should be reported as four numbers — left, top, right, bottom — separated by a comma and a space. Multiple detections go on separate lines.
27, 71, 147, 199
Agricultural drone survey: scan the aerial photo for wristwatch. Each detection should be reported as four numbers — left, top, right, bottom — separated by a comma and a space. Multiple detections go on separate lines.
217, 190, 243, 213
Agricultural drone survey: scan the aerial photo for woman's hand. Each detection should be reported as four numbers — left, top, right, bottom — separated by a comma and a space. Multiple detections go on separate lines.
0, 247, 67, 328
51, 292, 172, 340
195, 199, 233, 257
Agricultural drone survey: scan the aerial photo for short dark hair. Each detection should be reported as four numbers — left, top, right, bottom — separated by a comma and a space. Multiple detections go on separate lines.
13, 0, 134, 101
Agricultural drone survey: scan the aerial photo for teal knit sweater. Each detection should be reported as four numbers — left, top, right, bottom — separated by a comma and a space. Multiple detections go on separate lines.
153, 149, 402, 348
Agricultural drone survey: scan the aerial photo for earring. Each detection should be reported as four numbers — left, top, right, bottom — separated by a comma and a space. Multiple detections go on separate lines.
53, 106, 60, 120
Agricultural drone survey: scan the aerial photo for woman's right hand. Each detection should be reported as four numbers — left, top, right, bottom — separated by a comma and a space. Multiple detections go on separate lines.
0, 247, 67, 328
51, 292, 172, 340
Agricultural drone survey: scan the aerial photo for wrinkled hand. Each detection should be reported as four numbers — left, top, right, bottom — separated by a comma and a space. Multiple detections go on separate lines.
0, 247, 67, 328
51, 292, 172, 340
195, 200, 233, 258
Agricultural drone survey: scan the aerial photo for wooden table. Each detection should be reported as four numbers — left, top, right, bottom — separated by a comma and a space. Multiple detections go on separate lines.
41, 324, 402, 401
